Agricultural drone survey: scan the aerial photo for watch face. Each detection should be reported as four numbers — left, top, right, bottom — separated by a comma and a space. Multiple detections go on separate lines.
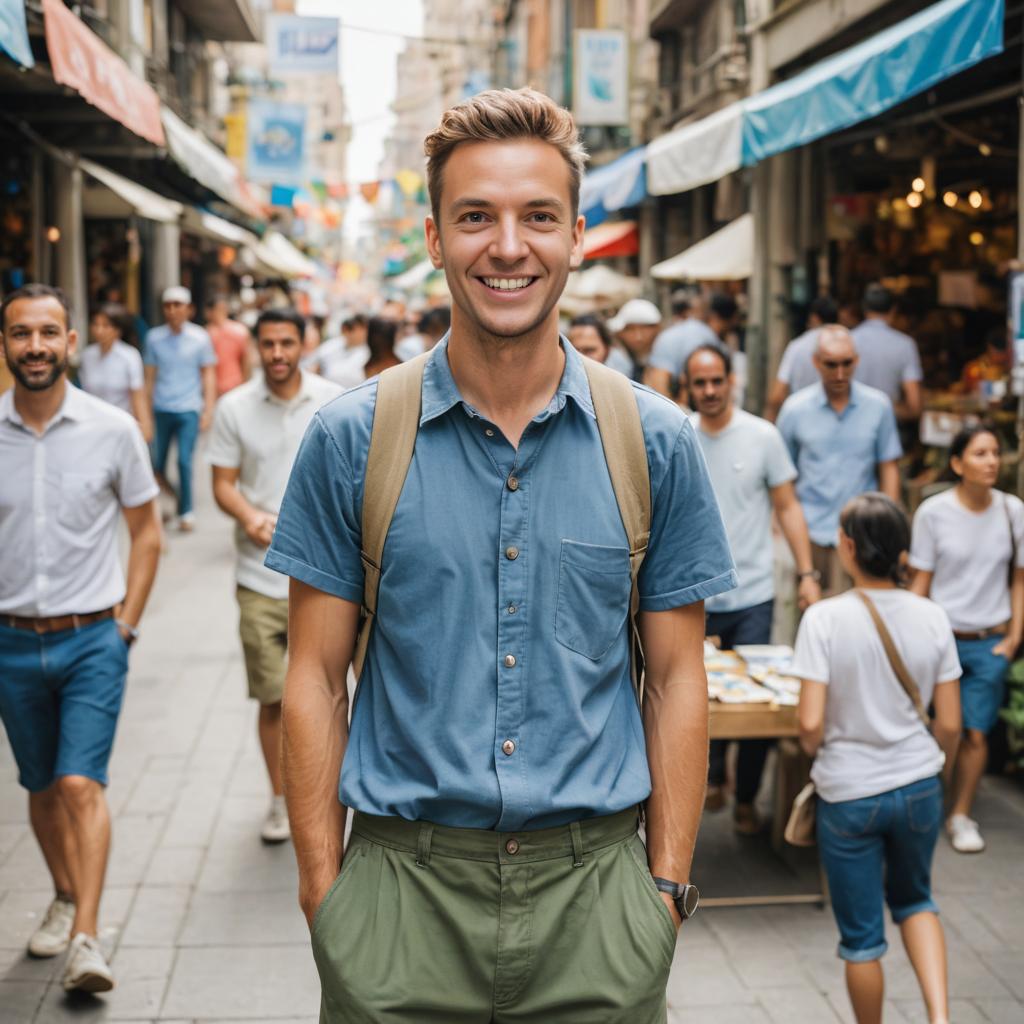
682, 885, 699, 918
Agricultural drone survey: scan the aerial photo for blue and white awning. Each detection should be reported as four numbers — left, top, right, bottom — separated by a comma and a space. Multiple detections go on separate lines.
648, 0, 1004, 196
579, 147, 647, 228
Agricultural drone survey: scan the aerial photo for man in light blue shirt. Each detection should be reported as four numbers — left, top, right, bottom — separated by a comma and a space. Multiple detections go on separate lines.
645, 291, 725, 399
764, 295, 838, 421
777, 325, 902, 594
144, 286, 217, 530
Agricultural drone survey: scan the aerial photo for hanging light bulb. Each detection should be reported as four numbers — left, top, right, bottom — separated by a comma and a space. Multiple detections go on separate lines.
969, 231, 984, 245
979, 143, 992, 157
912, 177, 926, 193
942, 191, 958, 207
45, 226, 60, 243
968, 190, 983, 209
906, 192, 923, 208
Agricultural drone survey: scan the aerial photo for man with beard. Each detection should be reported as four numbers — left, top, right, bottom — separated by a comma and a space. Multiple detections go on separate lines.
208, 308, 342, 844
0, 284, 161, 992
686, 343, 820, 830
266, 88, 736, 1022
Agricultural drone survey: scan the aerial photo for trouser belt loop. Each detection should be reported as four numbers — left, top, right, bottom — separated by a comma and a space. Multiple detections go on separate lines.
570, 821, 584, 867
415, 823, 433, 868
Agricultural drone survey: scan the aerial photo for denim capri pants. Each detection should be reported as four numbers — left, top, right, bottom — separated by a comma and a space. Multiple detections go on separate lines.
817, 776, 943, 962
955, 636, 1009, 734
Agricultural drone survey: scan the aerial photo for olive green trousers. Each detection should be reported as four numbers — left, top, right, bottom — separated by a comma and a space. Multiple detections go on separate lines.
310, 807, 677, 1023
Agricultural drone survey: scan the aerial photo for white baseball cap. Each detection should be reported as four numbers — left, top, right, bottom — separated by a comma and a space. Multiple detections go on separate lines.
608, 298, 661, 333
162, 286, 192, 305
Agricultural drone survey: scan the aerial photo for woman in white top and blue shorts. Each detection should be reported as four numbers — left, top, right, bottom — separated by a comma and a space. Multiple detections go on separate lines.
910, 423, 1024, 854
794, 493, 962, 1024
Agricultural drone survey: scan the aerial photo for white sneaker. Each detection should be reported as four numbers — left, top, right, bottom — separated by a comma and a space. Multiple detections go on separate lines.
177, 513, 196, 533
260, 796, 290, 844
62, 933, 114, 993
27, 896, 75, 958
947, 814, 985, 853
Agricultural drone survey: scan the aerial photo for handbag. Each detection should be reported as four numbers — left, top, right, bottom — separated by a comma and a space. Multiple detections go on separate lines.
784, 590, 929, 848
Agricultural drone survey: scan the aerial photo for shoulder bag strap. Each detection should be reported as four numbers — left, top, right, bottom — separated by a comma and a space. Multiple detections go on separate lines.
581, 356, 652, 700
854, 589, 930, 727
352, 352, 431, 681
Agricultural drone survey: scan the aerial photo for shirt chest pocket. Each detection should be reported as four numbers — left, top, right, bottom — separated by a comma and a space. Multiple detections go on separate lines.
554, 539, 631, 661
58, 472, 111, 531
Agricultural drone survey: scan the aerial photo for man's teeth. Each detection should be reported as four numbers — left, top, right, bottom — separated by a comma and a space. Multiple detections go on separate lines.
484, 277, 532, 290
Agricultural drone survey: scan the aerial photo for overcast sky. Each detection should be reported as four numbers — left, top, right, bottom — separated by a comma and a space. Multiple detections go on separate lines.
295, 0, 425, 184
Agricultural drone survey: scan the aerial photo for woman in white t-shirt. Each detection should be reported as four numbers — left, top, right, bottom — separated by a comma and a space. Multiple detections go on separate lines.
78, 303, 153, 441
793, 493, 961, 1024
910, 423, 1024, 854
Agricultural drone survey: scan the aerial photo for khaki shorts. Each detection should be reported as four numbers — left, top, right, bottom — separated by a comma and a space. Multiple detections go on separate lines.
236, 585, 288, 705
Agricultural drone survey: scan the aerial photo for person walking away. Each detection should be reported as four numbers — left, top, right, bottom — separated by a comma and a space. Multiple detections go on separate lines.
266, 87, 737, 1023
605, 298, 661, 380
763, 296, 838, 422
852, 284, 923, 423
0, 284, 162, 992
304, 313, 368, 389
144, 286, 216, 532
208, 308, 342, 844
794, 493, 961, 1024
79, 302, 153, 442
646, 292, 737, 399
362, 315, 401, 379
396, 305, 452, 361
205, 296, 253, 397
567, 313, 613, 363
687, 343, 820, 828
909, 424, 1024, 853
777, 326, 902, 596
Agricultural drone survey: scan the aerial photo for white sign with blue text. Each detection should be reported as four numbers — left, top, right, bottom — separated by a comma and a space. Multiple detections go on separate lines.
573, 29, 629, 127
267, 15, 339, 76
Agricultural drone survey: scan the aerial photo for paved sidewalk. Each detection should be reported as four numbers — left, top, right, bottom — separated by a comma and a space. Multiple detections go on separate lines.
1, 472, 1023, 1023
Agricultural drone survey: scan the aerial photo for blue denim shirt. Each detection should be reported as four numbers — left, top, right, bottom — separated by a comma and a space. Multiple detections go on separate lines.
266, 338, 736, 830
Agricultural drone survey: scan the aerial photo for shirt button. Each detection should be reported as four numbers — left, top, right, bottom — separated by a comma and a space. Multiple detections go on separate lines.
505, 838, 520, 855
505, 546, 519, 560
485, 428, 495, 437
504, 654, 516, 668
507, 476, 519, 491
502, 739, 516, 756
507, 605, 517, 615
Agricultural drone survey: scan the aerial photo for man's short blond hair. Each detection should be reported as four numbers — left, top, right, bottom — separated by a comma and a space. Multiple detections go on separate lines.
424, 88, 588, 220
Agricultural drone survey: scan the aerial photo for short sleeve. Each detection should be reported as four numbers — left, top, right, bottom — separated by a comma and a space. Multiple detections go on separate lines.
264, 414, 364, 604
789, 604, 831, 684
776, 342, 795, 385
763, 423, 797, 488
638, 420, 737, 611
902, 340, 924, 383
776, 400, 799, 464
199, 334, 218, 368
115, 423, 160, 508
127, 348, 145, 391
646, 330, 683, 375
143, 334, 157, 367
874, 400, 903, 463
908, 504, 937, 572
206, 401, 241, 469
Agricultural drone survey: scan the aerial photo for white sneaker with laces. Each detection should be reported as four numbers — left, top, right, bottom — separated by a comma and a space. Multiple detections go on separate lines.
947, 814, 985, 853
62, 933, 114, 993
27, 896, 75, 958
261, 796, 290, 844
177, 512, 196, 533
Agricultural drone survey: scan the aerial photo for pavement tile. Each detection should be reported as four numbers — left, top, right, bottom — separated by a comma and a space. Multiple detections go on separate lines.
669, 1006, 771, 1023
143, 845, 205, 888
119, 886, 192, 947
0, 979, 46, 1023
893, 997, 988, 1022
0, 944, 61, 982
177, 888, 309, 946
973, 997, 1024, 1022
757, 987, 844, 1022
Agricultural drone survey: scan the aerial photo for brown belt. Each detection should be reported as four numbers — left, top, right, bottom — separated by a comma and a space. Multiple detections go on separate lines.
953, 622, 1009, 641
4, 608, 115, 635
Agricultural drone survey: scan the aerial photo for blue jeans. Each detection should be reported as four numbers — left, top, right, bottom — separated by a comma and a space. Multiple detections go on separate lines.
153, 409, 200, 516
955, 636, 1008, 734
706, 599, 774, 803
0, 619, 128, 791
817, 776, 943, 962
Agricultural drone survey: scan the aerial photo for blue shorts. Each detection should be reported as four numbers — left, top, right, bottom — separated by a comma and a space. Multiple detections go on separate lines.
955, 637, 1008, 734
0, 618, 128, 792
817, 776, 942, 962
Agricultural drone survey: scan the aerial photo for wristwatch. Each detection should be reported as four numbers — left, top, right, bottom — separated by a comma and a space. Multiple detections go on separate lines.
797, 569, 822, 582
652, 877, 700, 920
115, 620, 140, 645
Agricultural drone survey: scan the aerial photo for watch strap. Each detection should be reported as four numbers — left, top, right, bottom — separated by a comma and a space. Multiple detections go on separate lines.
651, 876, 682, 897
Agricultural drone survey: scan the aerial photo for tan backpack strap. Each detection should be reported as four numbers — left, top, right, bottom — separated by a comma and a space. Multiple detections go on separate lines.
353, 352, 430, 680
854, 590, 930, 727
582, 357, 651, 699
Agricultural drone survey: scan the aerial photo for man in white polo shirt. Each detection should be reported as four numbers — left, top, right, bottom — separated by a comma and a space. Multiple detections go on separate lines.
208, 308, 342, 843
0, 284, 162, 993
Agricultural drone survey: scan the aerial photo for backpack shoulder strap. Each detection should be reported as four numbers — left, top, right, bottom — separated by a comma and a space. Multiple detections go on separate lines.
581, 357, 651, 698
353, 352, 430, 680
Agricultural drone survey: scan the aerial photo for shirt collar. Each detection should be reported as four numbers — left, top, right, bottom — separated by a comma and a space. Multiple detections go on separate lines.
257, 369, 317, 405
420, 332, 596, 427
813, 380, 859, 409
0, 381, 86, 430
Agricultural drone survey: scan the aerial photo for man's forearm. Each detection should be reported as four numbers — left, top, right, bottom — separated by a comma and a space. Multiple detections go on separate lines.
777, 500, 814, 574
212, 477, 264, 529
120, 507, 161, 627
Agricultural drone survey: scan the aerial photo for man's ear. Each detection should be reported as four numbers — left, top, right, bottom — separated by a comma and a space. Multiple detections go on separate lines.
425, 215, 443, 269
568, 214, 585, 271
67, 328, 79, 358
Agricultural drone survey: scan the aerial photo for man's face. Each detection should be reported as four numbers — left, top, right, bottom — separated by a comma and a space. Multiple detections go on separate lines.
687, 350, 732, 418
163, 301, 190, 332
425, 139, 584, 342
620, 322, 658, 357
257, 322, 303, 386
814, 330, 858, 399
208, 301, 227, 323
567, 324, 608, 362
1, 296, 76, 391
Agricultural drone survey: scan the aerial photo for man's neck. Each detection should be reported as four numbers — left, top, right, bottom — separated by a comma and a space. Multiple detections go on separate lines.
827, 390, 851, 414
446, 310, 564, 449
266, 370, 302, 401
699, 403, 734, 435
14, 377, 67, 436
865, 312, 887, 324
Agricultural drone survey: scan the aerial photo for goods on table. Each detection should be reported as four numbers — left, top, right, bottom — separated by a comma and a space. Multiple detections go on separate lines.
705, 644, 801, 707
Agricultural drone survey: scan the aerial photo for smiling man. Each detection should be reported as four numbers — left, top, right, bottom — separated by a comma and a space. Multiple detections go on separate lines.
266, 88, 736, 1023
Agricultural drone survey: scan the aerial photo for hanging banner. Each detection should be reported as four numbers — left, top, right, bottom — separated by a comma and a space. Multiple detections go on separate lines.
247, 100, 306, 186
395, 169, 423, 199
573, 29, 629, 127
266, 15, 339, 76
360, 181, 380, 204
0, 0, 33, 68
